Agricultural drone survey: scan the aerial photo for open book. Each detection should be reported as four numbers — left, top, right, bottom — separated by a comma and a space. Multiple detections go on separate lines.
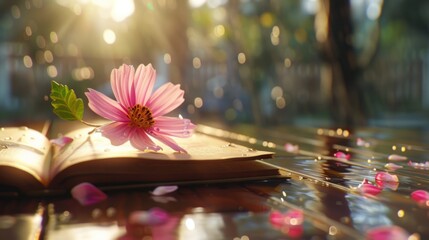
0, 125, 280, 194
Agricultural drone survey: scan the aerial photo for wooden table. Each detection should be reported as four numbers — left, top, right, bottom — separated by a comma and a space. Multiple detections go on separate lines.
1, 121, 428, 239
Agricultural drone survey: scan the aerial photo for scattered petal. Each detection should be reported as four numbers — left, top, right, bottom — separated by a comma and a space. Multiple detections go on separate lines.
129, 208, 170, 226
387, 154, 407, 161
356, 138, 370, 147
269, 209, 304, 226
384, 163, 403, 171
151, 185, 178, 196
71, 182, 107, 206
358, 179, 382, 196
269, 210, 304, 238
366, 225, 409, 240
408, 160, 429, 170
334, 151, 351, 160
50, 136, 73, 148
410, 190, 429, 204
375, 172, 399, 182
284, 143, 299, 153
375, 180, 399, 191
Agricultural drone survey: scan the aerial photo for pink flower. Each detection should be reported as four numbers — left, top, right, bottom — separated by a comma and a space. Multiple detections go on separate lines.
71, 182, 107, 206
85, 64, 195, 152
410, 190, 429, 205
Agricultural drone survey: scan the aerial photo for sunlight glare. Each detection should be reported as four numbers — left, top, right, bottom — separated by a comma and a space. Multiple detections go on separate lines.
111, 0, 135, 22
103, 29, 116, 44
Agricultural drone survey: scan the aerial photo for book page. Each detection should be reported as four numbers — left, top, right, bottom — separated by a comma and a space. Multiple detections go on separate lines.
0, 127, 52, 185
50, 127, 274, 177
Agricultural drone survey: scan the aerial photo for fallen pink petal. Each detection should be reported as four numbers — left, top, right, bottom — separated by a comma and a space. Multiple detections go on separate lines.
375, 180, 399, 191
269, 209, 304, 226
358, 179, 382, 196
356, 138, 370, 147
71, 182, 107, 206
407, 160, 429, 170
334, 151, 351, 160
50, 136, 73, 148
366, 225, 409, 240
85, 64, 196, 152
387, 154, 407, 161
410, 190, 429, 204
151, 185, 178, 196
375, 172, 399, 183
384, 163, 403, 171
284, 143, 299, 153
129, 207, 170, 226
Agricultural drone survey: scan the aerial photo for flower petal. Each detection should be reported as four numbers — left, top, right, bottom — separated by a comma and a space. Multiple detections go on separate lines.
71, 182, 107, 206
148, 132, 187, 153
130, 129, 162, 151
147, 83, 184, 117
152, 116, 195, 138
408, 160, 429, 170
100, 122, 132, 146
129, 208, 170, 226
384, 163, 403, 171
387, 154, 407, 161
334, 151, 351, 160
50, 136, 73, 148
375, 172, 399, 182
366, 225, 409, 240
358, 179, 382, 196
111, 64, 135, 108
284, 143, 299, 153
151, 186, 178, 196
85, 89, 128, 121
410, 190, 429, 204
134, 64, 156, 106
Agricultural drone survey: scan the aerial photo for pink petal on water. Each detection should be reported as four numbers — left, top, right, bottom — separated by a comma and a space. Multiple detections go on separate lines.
408, 160, 429, 170
269, 210, 284, 226
375, 180, 399, 191
384, 163, 403, 171
410, 190, 429, 204
151, 186, 178, 196
366, 225, 409, 240
334, 151, 351, 160
358, 180, 382, 196
284, 143, 299, 153
269, 209, 304, 226
50, 136, 73, 148
129, 208, 170, 225
387, 154, 407, 161
356, 138, 370, 147
375, 172, 399, 182
71, 182, 107, 206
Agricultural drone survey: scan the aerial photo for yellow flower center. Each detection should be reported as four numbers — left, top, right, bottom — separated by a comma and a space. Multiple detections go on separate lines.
127, 104, 155, 129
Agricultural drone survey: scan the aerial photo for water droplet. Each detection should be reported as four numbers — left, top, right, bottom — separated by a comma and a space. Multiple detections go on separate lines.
247, 148, 256, 152
19, 126, 28, 131
298, 176, 303, 180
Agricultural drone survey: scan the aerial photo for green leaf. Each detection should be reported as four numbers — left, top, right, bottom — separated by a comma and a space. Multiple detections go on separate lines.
50, 81, 84, 121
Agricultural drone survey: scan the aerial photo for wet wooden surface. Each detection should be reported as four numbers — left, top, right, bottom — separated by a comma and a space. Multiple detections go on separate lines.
1, 121, 428, 239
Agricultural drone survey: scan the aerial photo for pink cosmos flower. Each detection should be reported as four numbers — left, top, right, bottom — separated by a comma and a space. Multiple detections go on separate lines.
85, 64, 195, 152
